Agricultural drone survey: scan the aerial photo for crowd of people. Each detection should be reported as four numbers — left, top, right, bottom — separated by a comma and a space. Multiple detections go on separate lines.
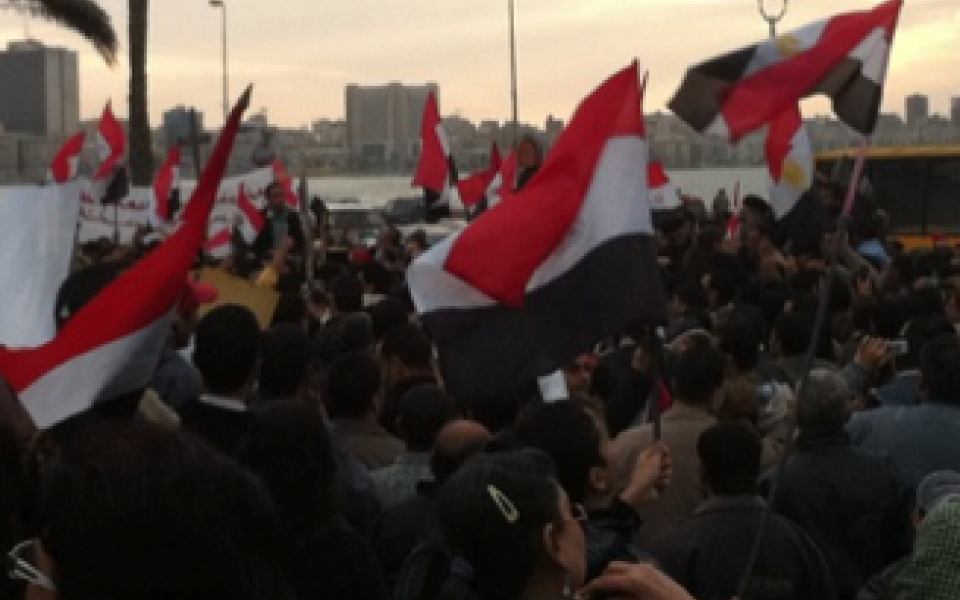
2, 168, 960, 600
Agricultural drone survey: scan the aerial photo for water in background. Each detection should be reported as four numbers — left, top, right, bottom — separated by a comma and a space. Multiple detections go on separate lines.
308, 167, 769, 208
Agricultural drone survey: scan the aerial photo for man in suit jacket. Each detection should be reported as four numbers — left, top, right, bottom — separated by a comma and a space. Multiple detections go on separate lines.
252, 181, 305, 261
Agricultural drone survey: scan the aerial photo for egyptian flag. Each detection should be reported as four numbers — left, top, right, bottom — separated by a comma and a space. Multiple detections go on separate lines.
413, 91, 458, 223
766, 106, 813, 219
46, 132, 85, 184
271, 161, 300, 209
408, 63, 667, 397
237, 183, 265, 243
647, 161, 680, 211
0, 87, 252, 429
669, 0, 902, 142
498, 150, 518, 205
92, 101, 130, 204
458, 143, 503, 217
153, 146, 181, 224
205, 226, 233, 260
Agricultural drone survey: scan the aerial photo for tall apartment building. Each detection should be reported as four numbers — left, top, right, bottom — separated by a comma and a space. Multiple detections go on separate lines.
0, 40, 79, 136
344, 82, 438, 169
952, 97, 960, 128
905, 93, 929, 128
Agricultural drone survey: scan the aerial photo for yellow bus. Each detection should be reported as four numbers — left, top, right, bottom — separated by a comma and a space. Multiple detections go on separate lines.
815, 145, 960, 250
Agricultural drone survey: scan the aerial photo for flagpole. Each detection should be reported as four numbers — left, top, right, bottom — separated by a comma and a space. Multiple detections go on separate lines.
508, 0, 519, 146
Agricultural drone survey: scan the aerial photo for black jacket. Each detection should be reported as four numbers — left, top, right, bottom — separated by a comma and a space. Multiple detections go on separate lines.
652, 496, 836, 600
770, 433, 913, 600
585, 498, 658, 580
252, 208, 305, 259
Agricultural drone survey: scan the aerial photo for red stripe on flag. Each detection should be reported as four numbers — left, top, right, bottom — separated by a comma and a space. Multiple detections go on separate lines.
153, 146, 181, 222
205, 227, 232, 252
412, 91, 450, 194
93, 101, 126, 180
765, 107, 803, 182
238, 183, 264, 232
271, 161, 300, 209
444, 63, 645, 307
647, 161, 670, 188
48, 132, 85, 184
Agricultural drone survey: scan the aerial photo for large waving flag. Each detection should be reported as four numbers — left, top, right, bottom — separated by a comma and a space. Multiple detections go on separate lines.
413, 91, 459, 222
766, 106, 813, 219
152, 146, 181, 225
47, 132, 85, 184
93, 101, 126, 180
457, 143, 503, 210
647, 161, 681, 211
408, 63, 667, 397
669, 0, 902, 142
0, 87, 252, 429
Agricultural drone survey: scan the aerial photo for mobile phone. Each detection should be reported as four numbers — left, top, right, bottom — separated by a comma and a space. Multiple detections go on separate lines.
887, 339, 909, 356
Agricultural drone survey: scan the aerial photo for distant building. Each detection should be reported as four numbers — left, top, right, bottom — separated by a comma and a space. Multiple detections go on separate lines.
951, 97, 960, 128
161, 106, 203, 149
905, 94, 929, 128
344, 82, 438, 170
0, 41, 79, 136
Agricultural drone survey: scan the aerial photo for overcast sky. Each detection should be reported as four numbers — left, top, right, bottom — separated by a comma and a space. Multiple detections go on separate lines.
1, 0, 957, 128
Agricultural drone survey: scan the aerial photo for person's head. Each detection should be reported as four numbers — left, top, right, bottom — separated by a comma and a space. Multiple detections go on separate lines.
561, 354, 596, 396
397, 384, 455, 452
368, 298, 410, 341
193, 304, 261, 397
670, 279, 709, 320
697, 421, 762, 496
323, 350, 382, 420
900, 314, 956, 372
430, 419, 491, 484
772, 311, 813, 358
514, 401, 607, 506
673, 342, 726, 408
34, 422, 291, 600
54, 262, 126, 330
919, 333, 960, 403
436, 450, 586, 600
406, 230, 429, 260
741, 195, 773, 230
458, 381, 539, 435
380, 322, 434, 385
797, 369, 854, 436
717, 320, 761, 374
238, 402, 339, 542
257, 324, 312, 402
516, 136, 542, 169
329, 274, 363, 314
265, 182, 286, 211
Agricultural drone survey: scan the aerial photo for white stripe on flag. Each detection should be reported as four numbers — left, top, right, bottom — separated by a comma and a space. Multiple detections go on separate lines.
743, 19, 829, 78
849, 27, 889, 83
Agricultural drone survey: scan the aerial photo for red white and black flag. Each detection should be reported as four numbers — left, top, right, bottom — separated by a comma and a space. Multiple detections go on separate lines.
152, 146, 181, 225
766, 106, 813, 218
93, 101, 129, 204
457, 143, 503, 217
408, 63, 667, 397
237, 183, 265, 243
669, 0, 903, 142
46, 132, 85, 184
0, 87, 252, 429
647, 161, 681, 211
413, 90, 458, 222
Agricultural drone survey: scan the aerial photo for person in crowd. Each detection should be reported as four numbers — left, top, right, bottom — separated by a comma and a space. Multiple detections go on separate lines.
178, 304, 261, 455
771, 369, 913, 600
652, 422, 836, 600
561, 353, 597, 396
849, 333, 960, 488
514, 400, 672, 579
17, 421, 294, 600
858, 470, 960, 600
374, 419, 490, 589
379, 322, 438, 434
252, 323, 312, 409
614, 342, 725, 545
405, 229, 429, 261
372, 384, 454, 507
325, 350, 404, 470
252, 182, 305, 260
887, 495, 960, 600
870, 314, 954, 407
237, 402, 389, 600
514, 135, 543, 192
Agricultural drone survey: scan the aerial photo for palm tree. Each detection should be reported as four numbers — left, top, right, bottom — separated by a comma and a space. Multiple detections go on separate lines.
126, 0, 152, 185
6, 0, 117, 63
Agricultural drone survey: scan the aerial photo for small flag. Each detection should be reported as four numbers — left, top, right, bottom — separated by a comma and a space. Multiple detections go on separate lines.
93, 101, 126, 181
0, 86, 252, 428
647, 161, 681, 211
669, 0, 903, 141
153, 146, 181, 224
766, 106, 813, 219
271, 161, 300, 209
46, 132, 85, 184
237, 183, 265, 243
457, 143, 503, 210
409, 63, 667, 397
412, 91, 458, 222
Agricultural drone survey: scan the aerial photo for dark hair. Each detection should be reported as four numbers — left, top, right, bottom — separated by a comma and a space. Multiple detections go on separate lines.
193, 305, 261, 395
39, 422, 292, 600
773, 312, 813, 357
324, 351, 381, 419
717, 320, 761, 372
513, 401, 604, 504
238, 402, 340, 544
368, 298, 410, 341
900, 314, 956, 372
399, 385, 455, 451
258, 324, 311, 400
330, 274, 363, 313
271, 292, 307, 327
436, 450, 561, 600
673, 279, 709, 313
673, 343, 726, 406
697, 422, 762, 495
920, 334, 960, 402
54, 262, 126, 329
458, 381, 539, 434
431, 422, 491, 484
382, 322, 434, 371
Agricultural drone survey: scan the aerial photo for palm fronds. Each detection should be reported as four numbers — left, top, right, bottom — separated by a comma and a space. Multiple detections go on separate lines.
3, 0, 117, 64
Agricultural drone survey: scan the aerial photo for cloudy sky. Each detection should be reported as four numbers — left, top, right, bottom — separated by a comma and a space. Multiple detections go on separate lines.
2, 0, 957, 128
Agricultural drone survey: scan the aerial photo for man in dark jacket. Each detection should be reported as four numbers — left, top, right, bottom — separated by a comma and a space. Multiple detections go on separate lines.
772, 369, 913, 600
652, 422, 836, 600
252, 182, 305, 261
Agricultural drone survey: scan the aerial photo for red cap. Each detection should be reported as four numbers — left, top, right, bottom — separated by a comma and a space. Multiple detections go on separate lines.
179, 279, 218, 316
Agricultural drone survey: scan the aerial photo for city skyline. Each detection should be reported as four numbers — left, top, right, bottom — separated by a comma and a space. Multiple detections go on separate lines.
0, 0, 956, 128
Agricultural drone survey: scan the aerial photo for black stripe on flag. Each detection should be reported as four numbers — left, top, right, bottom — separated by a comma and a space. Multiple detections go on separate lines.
815, 58, 883, 135
667, 46, 756, 133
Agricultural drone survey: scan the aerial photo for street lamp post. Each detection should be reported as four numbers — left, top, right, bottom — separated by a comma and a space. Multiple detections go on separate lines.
209, 0, 227, 123
758, 0, 788, 38
508, 0, 518, 146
